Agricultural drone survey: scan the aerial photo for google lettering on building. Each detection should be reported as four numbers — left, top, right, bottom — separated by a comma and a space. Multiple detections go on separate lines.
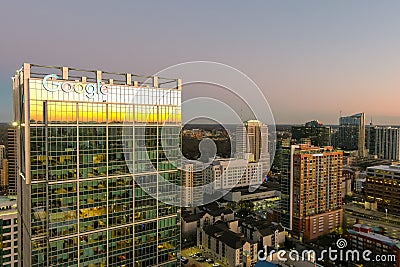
42, 74, 109, 99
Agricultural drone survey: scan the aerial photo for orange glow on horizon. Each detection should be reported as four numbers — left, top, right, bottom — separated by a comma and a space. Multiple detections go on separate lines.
30, 100, 181, 123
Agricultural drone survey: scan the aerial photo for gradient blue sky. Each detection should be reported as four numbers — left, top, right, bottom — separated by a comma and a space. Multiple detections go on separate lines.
1, 1, 400, 124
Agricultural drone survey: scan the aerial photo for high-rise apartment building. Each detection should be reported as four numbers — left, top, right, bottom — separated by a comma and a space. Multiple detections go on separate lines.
365, 165, 400, 216
272, 138, 290, 172
291, 145, 343, 240
181, 160, 206, 207
235, 126, 247, 160
0, 197, 18, 267
338, 112, 366, 157
13, 64, 182, 267
0, 159, 8, 191
278, 142, 292, 230
181, 157, 264, 206
0, 145, 5, 162
291, 120, 331, 147
7, 128, 17, 195
204, 158, 263, 195
0, 147, 7, 192
368, 126, 400, 161
235, 120, 270, 175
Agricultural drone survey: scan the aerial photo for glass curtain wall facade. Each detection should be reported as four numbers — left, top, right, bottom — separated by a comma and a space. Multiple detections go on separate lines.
13, 64, 181, 267
338, 112, 366, 157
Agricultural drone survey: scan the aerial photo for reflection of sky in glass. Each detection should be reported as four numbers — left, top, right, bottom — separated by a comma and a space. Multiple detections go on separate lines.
29, 79, 181, 123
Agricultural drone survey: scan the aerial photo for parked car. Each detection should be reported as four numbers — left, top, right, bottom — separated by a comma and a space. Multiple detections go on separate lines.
212, 263, 221, 267
180, 257, 189, 264
196, 257, 206, 262
206, 258, 214, 263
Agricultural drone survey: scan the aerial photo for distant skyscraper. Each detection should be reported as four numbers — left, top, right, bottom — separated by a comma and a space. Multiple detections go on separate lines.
0, 145, 7, 189
279, 142, 293, 230
291, 120, 331, 147
13, 63, 181, 267
291, 145, 343, 240
7, 128, 17, 195
0, 145, 5, 161
181, 160, 206, 207
235, 124, 247, 159
272, 138, 290, 172
0, 159, 8, 190
368, 126, 400, 161
235, 120, 270, 174
338, 112, 367, 157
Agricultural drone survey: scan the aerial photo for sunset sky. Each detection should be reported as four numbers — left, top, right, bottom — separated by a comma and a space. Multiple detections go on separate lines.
1, 1, 400, 124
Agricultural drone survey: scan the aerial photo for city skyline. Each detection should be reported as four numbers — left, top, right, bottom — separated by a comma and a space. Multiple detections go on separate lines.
2, 2, 400, 266
2, 63, 400, 266
1, 1, 400, 124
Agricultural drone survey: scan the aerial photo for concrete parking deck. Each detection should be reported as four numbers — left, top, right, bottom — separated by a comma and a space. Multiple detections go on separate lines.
181, 247, 226, 267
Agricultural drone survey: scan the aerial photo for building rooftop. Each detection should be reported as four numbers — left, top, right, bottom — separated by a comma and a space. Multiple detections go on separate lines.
207, 207, 234, 217
367, 164, 400, 173
240, 218, 284, 237
353, 223, 373, 230
203, 221, 255, 249
0, 196, 17, 217
18, 63, 180, 89
182, 212, 206, 223
0, 196, 17, 208
212, 158, 252, 167
293, 144, 338, 154
348, 229, 400, 247
254, 261, 278, 267
183, 206, 233, 223
200, 202, 220, 211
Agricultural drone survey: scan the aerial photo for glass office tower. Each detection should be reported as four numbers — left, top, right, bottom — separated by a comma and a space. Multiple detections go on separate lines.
13, 64, 182, 267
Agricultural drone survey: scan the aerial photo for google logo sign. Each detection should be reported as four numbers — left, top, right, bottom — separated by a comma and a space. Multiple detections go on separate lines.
42, 74, 109, 99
